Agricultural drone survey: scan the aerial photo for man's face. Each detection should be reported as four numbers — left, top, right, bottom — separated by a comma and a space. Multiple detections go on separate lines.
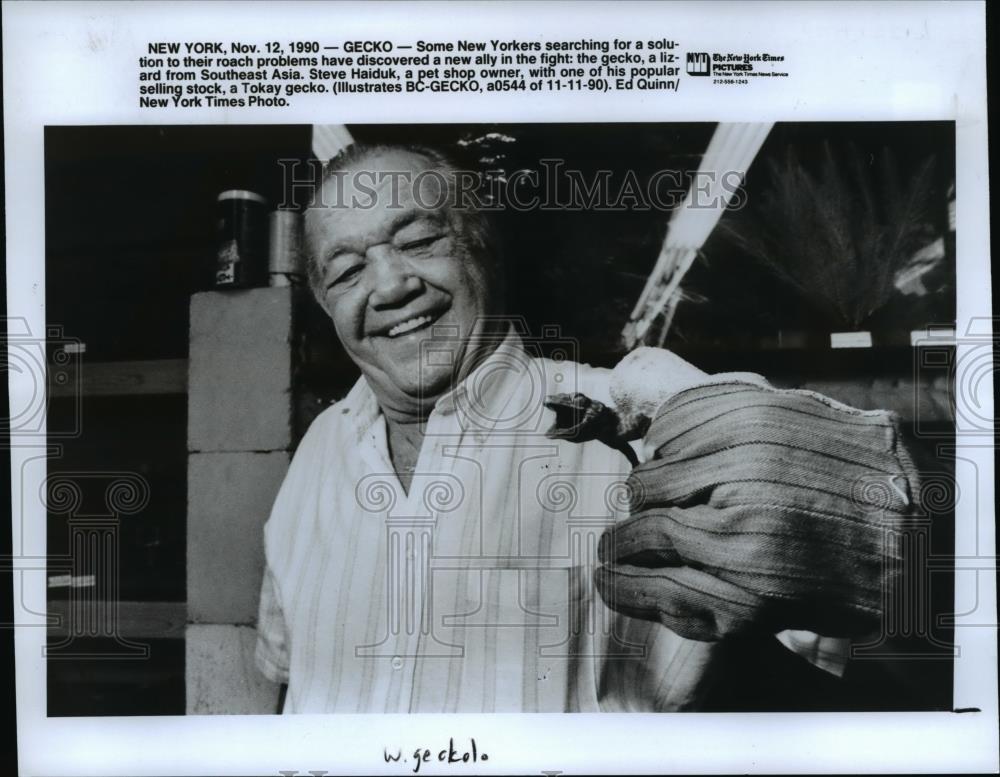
305, 150, 494, 412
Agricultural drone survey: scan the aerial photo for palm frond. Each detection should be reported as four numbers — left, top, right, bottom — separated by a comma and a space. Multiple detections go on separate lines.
717, 143, 937, 329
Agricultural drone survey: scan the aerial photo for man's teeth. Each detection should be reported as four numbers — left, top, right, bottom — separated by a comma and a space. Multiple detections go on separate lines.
387, 314, 434, 338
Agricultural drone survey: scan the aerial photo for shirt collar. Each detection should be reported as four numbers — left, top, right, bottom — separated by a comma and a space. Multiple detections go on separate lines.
338, 369, 385, 443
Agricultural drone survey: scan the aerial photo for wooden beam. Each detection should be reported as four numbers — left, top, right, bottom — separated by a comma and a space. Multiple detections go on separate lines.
48, 600, 186, 639
50, 359, 187, 398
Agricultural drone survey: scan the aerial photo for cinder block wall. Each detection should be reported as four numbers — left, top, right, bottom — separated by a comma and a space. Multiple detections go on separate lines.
186, 288, 300, 714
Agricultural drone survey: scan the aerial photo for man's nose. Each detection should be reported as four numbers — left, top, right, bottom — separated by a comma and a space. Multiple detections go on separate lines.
367, 245, 422, 308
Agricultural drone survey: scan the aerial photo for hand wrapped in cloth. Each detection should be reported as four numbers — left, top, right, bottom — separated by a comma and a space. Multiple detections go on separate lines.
547, 349, 921, 643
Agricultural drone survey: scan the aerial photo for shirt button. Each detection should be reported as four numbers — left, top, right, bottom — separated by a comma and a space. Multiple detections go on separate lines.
391, 656, 404, 670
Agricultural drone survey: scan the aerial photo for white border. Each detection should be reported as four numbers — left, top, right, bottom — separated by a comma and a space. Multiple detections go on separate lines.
4, 1, 996, 775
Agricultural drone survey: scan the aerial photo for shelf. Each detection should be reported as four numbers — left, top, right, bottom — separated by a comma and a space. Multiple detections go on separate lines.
50, 358, 187, 398
47, 600, 186, 640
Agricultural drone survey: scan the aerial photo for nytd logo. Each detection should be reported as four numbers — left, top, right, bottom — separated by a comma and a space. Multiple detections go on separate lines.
686, 52, 710, 75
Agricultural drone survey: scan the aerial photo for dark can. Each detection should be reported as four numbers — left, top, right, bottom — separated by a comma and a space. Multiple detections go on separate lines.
215, 190, 269, 288
267, 209, 304, 287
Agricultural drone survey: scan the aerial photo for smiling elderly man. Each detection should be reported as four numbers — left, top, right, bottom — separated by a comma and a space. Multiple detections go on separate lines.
254, 143, 920, 713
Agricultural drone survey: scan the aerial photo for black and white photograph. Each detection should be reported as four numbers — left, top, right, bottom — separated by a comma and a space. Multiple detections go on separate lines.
3, 2, 995, 775
43, 120, 958, 715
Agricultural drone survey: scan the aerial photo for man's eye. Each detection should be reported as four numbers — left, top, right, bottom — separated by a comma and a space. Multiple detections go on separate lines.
330, 264, 363, 287
399, 235, 442, 252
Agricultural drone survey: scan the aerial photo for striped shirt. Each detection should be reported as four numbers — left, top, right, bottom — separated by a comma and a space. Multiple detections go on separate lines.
255, 333, 843, 713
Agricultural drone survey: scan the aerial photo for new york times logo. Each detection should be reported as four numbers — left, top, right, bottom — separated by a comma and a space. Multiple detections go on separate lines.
686, 52, 710, 76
